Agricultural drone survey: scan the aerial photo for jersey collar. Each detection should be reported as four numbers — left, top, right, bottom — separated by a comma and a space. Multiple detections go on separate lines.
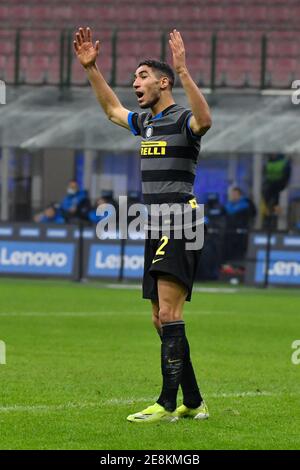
149, 104, 177, 122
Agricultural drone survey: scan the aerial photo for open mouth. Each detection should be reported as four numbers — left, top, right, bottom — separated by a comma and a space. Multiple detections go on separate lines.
136, 91, 144, 101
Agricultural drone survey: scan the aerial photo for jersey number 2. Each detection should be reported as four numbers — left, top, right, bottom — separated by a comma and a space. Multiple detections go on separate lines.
155, 236, 169, 256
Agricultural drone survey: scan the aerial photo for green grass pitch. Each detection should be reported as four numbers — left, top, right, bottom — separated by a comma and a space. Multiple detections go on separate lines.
0, 278, 300, 450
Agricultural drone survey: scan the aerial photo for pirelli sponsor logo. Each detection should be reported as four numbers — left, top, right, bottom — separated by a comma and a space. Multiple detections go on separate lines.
141, 141, 167, 156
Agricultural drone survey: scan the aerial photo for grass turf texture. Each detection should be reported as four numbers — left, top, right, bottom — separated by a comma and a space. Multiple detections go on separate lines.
0, 278, 299, 450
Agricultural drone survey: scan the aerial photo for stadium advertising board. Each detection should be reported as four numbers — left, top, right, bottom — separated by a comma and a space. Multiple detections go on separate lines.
0, 224, 145, 281
83, 230, 145, 280
246, 233, 300, 286
0, 224, 79, 279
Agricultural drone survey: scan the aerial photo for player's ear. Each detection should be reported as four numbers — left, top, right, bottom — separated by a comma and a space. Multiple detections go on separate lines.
160, 76, 169, 90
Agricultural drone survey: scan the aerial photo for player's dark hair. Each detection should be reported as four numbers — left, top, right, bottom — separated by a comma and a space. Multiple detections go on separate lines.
138, 59, 175, 89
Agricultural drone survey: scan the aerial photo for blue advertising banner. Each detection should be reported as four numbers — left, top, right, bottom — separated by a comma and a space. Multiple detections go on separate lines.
87, 243, 122, 278
0, 223, 79, 279
85, 241, 145, 280
0, 223, 147, 281
255, 250, 300, 285
123, 244, 145, 279
246, 232, 300, 287
0, 241, 75, 275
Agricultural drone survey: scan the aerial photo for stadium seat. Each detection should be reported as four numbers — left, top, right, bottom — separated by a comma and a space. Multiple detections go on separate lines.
23, 56, 50, 83
30, 6, 52, 23
268, 6, 291, 24
8, 6, 30, 23
72, 56, 112, 85
117, 31, 162, 60
117, 56, 141, 86
244, 5, 268, 24
0, 56, 14, 83
215, 31, 262, 87
136, 6, 159, 23
74, 5, 115, 24
0, 30, 16, 55
267, 57, 299, 88
187, 59, 212, 87
0, 1, 299, 88
205, 5, 225, 23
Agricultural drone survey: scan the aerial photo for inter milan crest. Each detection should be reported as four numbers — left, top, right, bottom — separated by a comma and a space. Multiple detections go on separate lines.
145, 126, 153, 138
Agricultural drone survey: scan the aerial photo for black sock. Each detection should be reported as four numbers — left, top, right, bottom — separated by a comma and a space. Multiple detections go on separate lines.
157, 326, 202, 409
157, 321, 185, 412
181, 336, 202, 409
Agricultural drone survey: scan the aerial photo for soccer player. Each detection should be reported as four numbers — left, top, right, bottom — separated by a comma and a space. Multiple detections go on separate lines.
74, 27, 212, 423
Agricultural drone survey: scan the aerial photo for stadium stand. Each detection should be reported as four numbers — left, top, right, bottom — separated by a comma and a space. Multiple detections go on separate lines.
2, 1, 300, 29
0, 1, 299, 88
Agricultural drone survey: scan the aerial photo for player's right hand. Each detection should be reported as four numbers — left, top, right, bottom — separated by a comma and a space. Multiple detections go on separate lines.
73, 27, 100, 68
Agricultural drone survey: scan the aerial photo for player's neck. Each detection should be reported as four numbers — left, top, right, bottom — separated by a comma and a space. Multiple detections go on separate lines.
150, 97, 175, 117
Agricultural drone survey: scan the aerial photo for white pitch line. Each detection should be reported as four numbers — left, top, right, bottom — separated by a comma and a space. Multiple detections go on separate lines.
194, 287, 238, 294
0, 398, 155, 413
0, 312, 120, 317
106, 283, 141, 290
0, 310, 235, 317
106, 283, 239, 294
209, 391, 273, 398
0, 391, 292, 414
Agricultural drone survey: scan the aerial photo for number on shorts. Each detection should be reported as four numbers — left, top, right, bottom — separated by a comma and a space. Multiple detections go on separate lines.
155, 235, 169, 256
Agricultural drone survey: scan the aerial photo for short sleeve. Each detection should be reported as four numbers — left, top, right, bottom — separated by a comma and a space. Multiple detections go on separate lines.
127, 112, 140, 136
181, 111, 201, 142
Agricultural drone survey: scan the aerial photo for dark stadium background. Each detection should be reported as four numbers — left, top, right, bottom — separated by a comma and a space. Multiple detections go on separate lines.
0, 0, 299, 285
0, 0, 300, 453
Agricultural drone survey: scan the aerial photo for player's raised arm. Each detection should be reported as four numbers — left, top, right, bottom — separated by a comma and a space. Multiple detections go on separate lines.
74, 27, 130, 129
169, 29, 212, 136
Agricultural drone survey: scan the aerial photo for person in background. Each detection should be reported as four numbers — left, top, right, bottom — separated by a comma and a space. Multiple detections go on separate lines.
34, 204, 65, 224
262, 154, 291, 226
295, 220, 300, 232
197, 193, 226, 280
205, 192, 226, 230
225, 187, 255, 229
224, 186, 256, 262
87, 195, 115, 223
59, 180, 91, 222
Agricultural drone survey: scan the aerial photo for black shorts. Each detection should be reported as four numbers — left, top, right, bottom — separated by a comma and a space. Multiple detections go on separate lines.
142, 232, 202, 302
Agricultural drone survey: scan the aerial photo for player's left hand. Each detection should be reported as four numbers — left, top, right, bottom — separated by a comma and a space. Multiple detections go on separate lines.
169, 29, 187, 74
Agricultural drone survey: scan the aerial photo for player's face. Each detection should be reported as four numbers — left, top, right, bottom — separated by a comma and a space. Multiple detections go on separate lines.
133, 66, 162, 109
